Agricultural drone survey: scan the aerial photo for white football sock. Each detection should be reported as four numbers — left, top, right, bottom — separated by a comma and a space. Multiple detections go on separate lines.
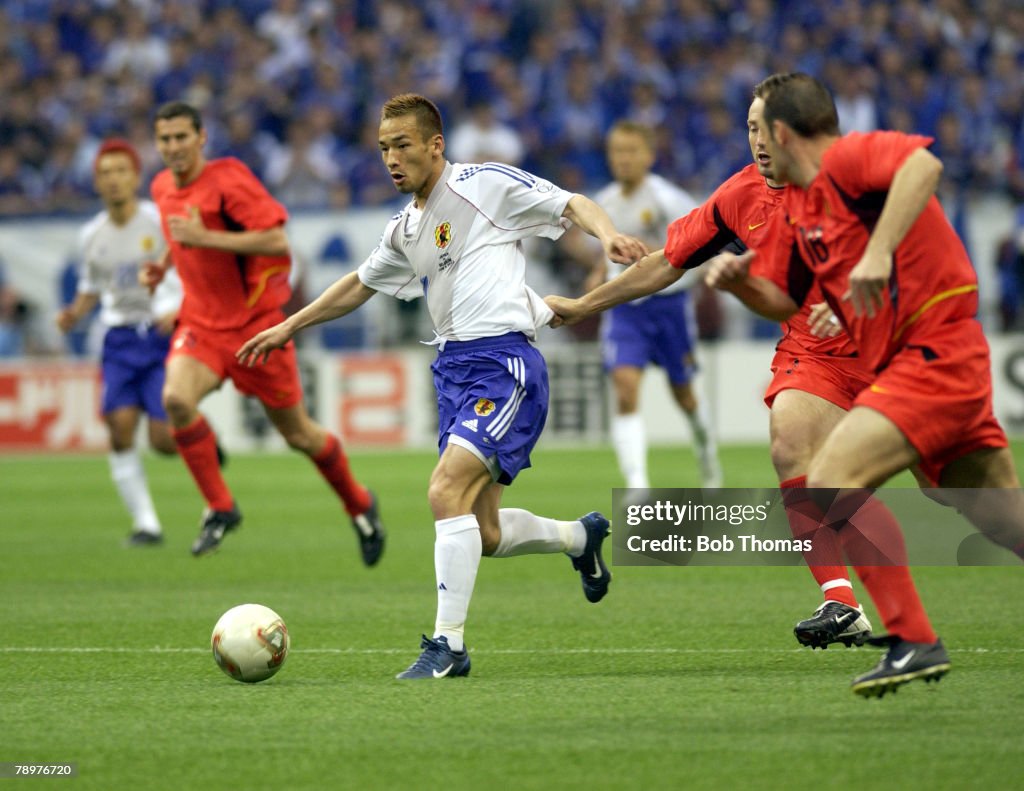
433, 515, 482, 653
684, 400, 711, 447
491, 508, 585, 558
109, 449, 160, 534
685, 400, 722, 487
611, 412, 649, 489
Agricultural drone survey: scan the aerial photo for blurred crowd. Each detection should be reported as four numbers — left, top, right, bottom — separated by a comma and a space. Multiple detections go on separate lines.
1, 0, 1024, 354
1, 0, 1024, 216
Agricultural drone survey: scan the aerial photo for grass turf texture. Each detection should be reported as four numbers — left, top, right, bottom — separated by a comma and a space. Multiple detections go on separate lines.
2, 444, 1023, 790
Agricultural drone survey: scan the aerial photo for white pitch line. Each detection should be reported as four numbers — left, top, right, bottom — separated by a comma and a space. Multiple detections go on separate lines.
2, 646, 1022, 655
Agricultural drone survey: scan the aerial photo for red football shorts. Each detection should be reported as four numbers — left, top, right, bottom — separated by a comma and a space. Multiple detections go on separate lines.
763, 349, 874, 410
853, 319, 1008, 483
168, 313, 303, 410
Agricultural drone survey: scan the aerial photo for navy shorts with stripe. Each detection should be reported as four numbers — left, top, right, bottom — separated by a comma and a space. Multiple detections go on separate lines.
432, 332, 549, 485
600, 291, 697, 385
101, 325, 170, 419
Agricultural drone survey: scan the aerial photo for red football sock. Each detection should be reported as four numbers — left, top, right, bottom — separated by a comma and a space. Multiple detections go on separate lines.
312, 433, 372, 516
780, 475, 858, 608
839, 494, 937, 644
173, 416, 234, 512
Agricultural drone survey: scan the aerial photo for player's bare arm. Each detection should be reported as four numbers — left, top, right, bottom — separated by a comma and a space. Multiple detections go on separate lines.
236, 271, 377, 366
56, 292, 100, 333
167, 206, 290, 257
138, 248, 171, 292
545, 249, 683, 326
562, 194, 648, 264
845, 148, 943, 317
705, 249, 798, 321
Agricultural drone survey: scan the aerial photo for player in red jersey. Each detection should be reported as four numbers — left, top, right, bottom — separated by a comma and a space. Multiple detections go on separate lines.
706, 72, 1024, 696
141, 101, 385, 562
546, 77, 937, 656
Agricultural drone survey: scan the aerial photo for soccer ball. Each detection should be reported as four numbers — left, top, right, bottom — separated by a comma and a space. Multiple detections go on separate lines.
210, 603, 290, 683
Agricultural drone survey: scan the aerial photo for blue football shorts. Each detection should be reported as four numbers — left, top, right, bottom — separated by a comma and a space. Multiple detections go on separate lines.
600, 291, 697, 385
432, 332, 549, 485
101, 324, 171, 419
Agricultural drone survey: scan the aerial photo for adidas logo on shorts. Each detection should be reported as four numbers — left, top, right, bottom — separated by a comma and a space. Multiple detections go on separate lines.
461, 418, 479, 432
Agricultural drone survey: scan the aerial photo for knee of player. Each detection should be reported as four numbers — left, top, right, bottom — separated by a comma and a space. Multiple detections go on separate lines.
161, 391, 194, 423
426, 478, 452, 515
427, 477, 474, 520
769, 432, 810, 479
108, 434, 135, 453
280, 427, 317, 454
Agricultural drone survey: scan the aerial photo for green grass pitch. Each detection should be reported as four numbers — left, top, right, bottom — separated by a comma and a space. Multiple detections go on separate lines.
2, 443, 1022, 790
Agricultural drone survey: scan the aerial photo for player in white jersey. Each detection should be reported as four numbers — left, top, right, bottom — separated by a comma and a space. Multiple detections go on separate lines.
58, 139, 182, 546
590, 121, 721, 490
238, 93, 648, 679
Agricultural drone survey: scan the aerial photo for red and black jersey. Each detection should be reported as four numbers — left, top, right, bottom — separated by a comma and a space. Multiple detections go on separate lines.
665, 163, 855, 358
151, 158, 291, 331
759, 132, 978, 372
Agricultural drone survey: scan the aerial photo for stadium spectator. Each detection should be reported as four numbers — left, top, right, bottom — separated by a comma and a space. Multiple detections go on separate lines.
0, 0, 1022, 339
263, 111, 345, 209
56, 138, 181, 546
141, 101, 385, 561
101, 7, 170, 81
237, 93, 649, 680
446, 97, 525, 165
705, 72, 1024, 697
0, 1, 1018, 221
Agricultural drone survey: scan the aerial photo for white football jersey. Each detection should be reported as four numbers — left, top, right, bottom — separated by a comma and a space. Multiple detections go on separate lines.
77, 200, 181, 326
593, 173, 697, 301
358, 162, 571, 343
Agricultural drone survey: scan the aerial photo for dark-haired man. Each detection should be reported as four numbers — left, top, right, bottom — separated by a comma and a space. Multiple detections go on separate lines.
142, 101, 385, 561
705, 72, 1024, 696
546, 80, 914, 654
238, 93, 648, 679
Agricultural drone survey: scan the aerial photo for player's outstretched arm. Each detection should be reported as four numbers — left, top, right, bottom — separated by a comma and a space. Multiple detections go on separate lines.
545, 249, 684, 326
562, 194, 648, 264
236, 271, 377, 366
845, 148, 943, 317
705, 250, 798, 321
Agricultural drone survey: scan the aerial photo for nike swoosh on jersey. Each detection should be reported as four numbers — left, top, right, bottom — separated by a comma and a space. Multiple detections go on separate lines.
433, 663, 455, 678
748, 221, 766, 231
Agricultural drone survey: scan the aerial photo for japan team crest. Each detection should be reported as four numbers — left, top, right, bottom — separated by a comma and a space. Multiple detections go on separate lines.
474, 398, 496, 416
142, 235, 156, 252
434, 221, 452, 249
